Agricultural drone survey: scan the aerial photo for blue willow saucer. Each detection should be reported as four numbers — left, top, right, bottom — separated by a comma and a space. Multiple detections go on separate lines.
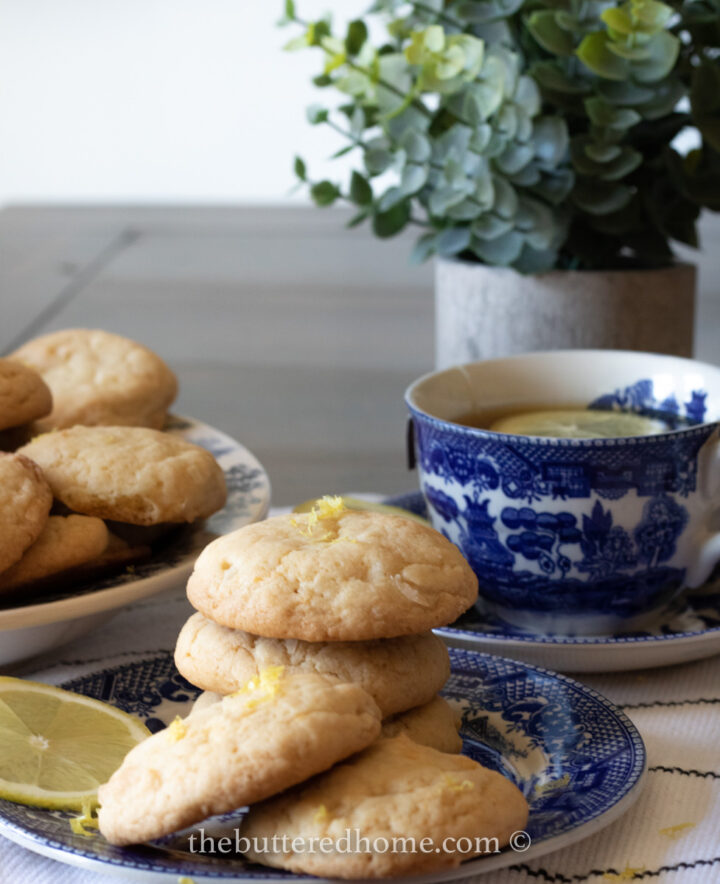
387, 491, 720, 673
0, 650, 645, 882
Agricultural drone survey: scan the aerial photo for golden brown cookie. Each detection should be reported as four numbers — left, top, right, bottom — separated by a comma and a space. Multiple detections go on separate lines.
381, 695, 463, 753
0, 358, 52, 431
0, 453, 52, 574
18, 426, 226, 525
186, 504, 478, 640
0, 515, 109, 592
98, 670, 382, 846
242, 735, 529, 878
11, 328, 177, 431
174, 612, 451, 717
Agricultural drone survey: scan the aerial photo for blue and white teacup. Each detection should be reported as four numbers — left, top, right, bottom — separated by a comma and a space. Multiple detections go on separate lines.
405, 350, 720, 636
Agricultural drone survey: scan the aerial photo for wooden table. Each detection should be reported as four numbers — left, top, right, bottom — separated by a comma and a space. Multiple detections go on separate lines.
2, 205, 719, 506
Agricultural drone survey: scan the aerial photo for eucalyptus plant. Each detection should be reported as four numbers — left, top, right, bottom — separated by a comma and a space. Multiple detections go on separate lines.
281, 0, 720, 271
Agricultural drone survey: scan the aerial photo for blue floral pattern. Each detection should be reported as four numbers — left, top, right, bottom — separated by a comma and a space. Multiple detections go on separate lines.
590, 378, 707, 426
0, 651, 646, 878
408, 382, 716, 623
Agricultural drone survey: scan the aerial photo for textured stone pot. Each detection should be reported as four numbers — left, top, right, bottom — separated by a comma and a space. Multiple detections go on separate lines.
435, 258, 696, 370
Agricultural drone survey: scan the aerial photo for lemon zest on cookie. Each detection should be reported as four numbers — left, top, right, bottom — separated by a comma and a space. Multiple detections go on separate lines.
658, 822, 695, 839
313, 804, 329, 823
603, 867, 646, 881
291, 496, 347, 541
442, 776, 474, 792
69, 797, 99, 837
232, 665, 285, 709
167, 716, 187, 742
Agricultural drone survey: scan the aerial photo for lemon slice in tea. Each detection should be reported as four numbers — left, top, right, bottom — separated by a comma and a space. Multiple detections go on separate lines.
490, 409, 667, 439
0, 676, 149, 810
293, 496, 429, 524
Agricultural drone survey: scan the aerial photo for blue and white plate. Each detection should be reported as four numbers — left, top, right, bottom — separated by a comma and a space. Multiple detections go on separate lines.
0, 415, 271, 666
0, 650, 646, 882
388, 492, 720, 673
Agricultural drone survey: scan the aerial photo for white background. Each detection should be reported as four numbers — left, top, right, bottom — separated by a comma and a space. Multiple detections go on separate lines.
0, 0, 364, 205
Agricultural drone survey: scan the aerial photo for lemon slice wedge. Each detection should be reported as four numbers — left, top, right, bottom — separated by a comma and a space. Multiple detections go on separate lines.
0, 676, 149, 810
292, 496, 429, 524
489, 409, 667, 439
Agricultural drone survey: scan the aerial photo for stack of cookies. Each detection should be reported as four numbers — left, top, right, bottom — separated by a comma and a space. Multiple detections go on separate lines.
0, 328, 227, 597
98, 499, 529, 877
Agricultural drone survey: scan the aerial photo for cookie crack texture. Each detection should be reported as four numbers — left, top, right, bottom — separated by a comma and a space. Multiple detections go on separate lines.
186, 511, 478, 641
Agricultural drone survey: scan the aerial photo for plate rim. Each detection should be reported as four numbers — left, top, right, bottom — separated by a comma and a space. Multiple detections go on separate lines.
0, 414, 270, 632
0, 649, 647, 882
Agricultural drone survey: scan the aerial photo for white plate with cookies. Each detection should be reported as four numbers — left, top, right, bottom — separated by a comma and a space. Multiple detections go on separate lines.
0, 327, 270, 666
0, 414, 270, 666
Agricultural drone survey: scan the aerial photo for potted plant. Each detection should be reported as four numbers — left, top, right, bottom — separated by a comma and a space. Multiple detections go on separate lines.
280, 0, 720, 366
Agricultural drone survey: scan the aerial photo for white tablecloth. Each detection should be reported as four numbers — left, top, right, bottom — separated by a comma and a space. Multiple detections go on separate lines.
2, 504, 719, 884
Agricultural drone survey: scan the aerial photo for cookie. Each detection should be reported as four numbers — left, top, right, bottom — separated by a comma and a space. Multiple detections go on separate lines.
0, 358, 52, 431
11, 328, 177, 431
0, 515, 109, 592
186, 502, 478, 640
0, 453, 52, 574
98, 670, 382, 846
174, 613, 451, 717
381, 695, 463, 753
188, 690, 223, 717
18, 426, 226, 525
242, 735, 529, 878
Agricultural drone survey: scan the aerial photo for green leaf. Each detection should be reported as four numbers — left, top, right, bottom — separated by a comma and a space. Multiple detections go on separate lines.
306, 104, 329, 125
455, 0, 524, 24
471, 230, 525, 265
284, 0, 295, 19
372, 201, 411, 237
313, 74, 333, 88
410, 232, 437, 265
576, 33, 628, 81
584, 143, 622, 163
345, 19, 368, 55
347, 210, 369, 229
435, 225, 472, 256
573, 179, 633, 214
401, 131, 432, 163
526, 11, 575, 56
293, 156, 307, 181
692, 62, 720, 116
532, 117, 569, 166
472, 214, 514, 239
310, 180, 340, 206
401, 164, 429, 195
585, 97, 641, 130
531, 61, 591, 95
632, 32, 680, 83
349, 171, 372, 205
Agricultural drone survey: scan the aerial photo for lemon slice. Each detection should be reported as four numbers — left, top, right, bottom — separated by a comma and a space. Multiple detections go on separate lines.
293, 496, 429, 524
0, 676, 149, 810
490, 409, 667, 439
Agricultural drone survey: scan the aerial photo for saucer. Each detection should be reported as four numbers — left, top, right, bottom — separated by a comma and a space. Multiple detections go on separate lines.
386, 492, 720, 673
0, 650, 646, 881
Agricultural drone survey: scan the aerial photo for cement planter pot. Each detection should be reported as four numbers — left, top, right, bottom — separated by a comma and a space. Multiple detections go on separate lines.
435, 258, 696, 370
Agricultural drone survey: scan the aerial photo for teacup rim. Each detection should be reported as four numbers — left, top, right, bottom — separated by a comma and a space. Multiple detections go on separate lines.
405, 349, 720, 445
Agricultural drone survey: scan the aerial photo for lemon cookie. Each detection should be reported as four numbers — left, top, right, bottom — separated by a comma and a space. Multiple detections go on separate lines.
381, 695, 463, 753
174, 612, 451, 717
0, 515, 109, 592
98, 670, 382, 846
0, 358, 52, 431
186, 503, 478, 640
11, 328, 177, 431
0, 453, 52, 574
19, 426, 226, 525
242, 735, 529, 878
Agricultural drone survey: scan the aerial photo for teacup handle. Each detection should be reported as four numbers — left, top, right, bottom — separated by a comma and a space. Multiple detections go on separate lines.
686, 428, 720, 587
